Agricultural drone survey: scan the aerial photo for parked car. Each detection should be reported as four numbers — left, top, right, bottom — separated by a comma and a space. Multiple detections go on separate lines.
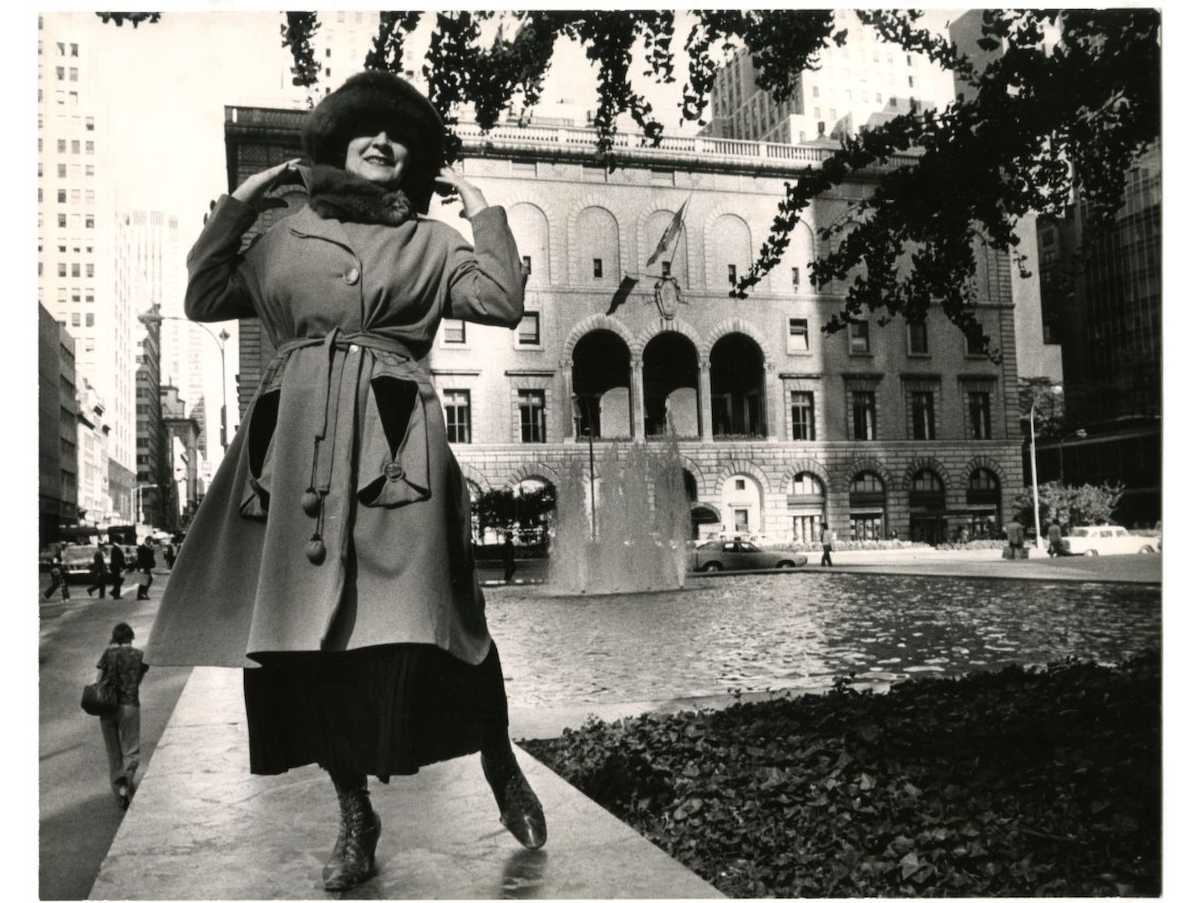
1060, 525, 1160, 556
689, 539, 806, 572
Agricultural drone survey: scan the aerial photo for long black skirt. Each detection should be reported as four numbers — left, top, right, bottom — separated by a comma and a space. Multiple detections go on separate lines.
243, 642, 509, 780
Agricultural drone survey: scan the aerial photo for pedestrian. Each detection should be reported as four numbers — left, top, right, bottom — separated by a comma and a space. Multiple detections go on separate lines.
1047, 521, 1065, 557
43, 552, 70, 601
86, 546, 107, 597
135, 539, 156, 600
108, 543, 126, 599
502, 532, 516, 583
96, 621, 149, 809
144, 71, 544, 891
1005, 514, 1025, 559
163, 542, 177, 569
820, 522, 834, 567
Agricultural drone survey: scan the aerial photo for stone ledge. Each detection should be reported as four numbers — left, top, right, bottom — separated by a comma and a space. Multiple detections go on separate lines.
90, 667, 723, 901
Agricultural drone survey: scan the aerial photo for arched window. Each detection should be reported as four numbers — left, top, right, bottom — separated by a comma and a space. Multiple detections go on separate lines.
964, 467, 1002, 540
908, 469, 946, 545
788, 472, 826, 542
849, 471, 887, 540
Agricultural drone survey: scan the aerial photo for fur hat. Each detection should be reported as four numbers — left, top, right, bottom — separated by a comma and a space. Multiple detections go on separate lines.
302, 70, 444, 214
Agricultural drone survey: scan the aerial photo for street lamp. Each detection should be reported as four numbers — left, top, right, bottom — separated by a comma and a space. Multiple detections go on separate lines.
573, 392, 599, 542
133, 484, 158, 524
139, 307, 231, 454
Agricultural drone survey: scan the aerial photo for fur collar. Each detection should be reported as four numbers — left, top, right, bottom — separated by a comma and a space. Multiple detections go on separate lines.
305, 164, 415, 226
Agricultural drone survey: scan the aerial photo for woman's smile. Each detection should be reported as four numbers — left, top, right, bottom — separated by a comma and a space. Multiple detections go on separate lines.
345, 132, 409, 186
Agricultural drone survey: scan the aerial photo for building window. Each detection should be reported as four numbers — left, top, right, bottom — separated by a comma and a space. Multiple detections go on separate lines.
443, 390, 471, 444
85, 141, 94, 154
787, 318, 809, 353
57, 139, 66, 153
86, 263, 94, 277
71, 313, 80, 327
57, 189, 66, 203
443, 319, 465, 344
57, 164, 66, 178
849, 319, 871, 354
727, 264, 737, 286
661, 261, 671, 278
907, 320, 929, 355
57, 214, 66, 228
791, 266, 801, 288
57, 263, 66, 277
518, 389, 546, 443
71, 263, 80, 277
965, 330, 988, 357
790, 391, 816, 440
968, 391, 992, 439
71, 139, 80, 154
911, 391, 935, 440
592, 258, 603, 278
521, 255, 531, 275
516, 312, 541, 346
852, 390, 877, 440
84, 215, 94, 229
85, 313, 94, 327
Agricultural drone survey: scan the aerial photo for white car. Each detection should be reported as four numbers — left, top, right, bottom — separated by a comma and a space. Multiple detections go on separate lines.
1060, 525, 1159, 556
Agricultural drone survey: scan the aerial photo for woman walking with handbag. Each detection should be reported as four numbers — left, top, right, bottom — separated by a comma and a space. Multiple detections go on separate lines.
146, 71, 545, 891
96, 622, 149, 808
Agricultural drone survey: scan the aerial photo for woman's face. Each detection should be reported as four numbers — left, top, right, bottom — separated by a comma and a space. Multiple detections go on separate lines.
344, 131, 409, 187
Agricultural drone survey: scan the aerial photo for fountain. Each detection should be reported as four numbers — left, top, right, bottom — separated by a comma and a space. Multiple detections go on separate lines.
547, 436, 693, 594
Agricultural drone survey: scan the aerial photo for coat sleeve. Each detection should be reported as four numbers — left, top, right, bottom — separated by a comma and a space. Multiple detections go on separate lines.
184, 195, 264, 322
443, 206, 526, 328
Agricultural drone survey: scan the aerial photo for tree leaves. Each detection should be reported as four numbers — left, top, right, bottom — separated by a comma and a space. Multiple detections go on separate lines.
523, 652, 1161, 897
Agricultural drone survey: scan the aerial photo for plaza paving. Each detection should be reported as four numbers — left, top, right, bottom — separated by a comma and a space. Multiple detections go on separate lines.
90, 552, 1161, 899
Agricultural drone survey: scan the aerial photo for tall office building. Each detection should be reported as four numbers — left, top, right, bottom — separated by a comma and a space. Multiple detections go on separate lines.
37, 14, 137, 513
705, 10, 954, 143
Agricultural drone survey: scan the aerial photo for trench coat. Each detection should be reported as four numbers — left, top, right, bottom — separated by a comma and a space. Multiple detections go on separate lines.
145, 186, 525, 669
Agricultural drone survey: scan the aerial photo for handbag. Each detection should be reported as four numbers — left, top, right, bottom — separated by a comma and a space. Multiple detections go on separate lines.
81, 675, 118, 716
136, 571, 152, 588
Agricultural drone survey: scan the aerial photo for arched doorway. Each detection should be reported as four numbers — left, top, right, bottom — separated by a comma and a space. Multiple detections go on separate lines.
849, 471, 887, 540
965, 468, 1002, 540
908, 469, 946, 545
643, 332, 700, 438
721, 472, 763, 534
787, 472, 826, 543
572, 330, 631, 439
710, 334, 765, 438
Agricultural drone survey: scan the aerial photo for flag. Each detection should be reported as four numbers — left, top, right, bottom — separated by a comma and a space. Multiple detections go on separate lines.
645, 197, 689, 268
606, 275, 639, 315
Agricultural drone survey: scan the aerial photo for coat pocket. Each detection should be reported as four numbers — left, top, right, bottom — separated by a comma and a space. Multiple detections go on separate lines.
239, 389, 281, 521
357, 375, 431, 507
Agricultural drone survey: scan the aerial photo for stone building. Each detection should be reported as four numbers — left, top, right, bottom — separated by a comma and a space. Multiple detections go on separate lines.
222, 107, 1024, 545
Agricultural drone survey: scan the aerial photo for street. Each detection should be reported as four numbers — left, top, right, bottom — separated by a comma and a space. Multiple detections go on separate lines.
38, 572, 190, 900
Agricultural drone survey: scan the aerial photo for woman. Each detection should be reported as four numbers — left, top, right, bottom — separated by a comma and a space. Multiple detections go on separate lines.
145, 71, 545, 891
97, 622, 149, 809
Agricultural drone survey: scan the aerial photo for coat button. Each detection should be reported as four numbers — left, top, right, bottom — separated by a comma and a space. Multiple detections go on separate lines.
343, 267, 360, 285
384, 462, 405, 481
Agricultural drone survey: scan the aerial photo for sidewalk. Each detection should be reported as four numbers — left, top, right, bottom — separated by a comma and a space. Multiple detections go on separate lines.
90, 667, 724, 900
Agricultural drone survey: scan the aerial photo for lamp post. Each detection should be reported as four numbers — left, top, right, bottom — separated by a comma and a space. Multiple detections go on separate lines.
1029, 403, 1042, 551
139, 307, 231, 454
133, 484, 158, 525
573, 393, 599, 542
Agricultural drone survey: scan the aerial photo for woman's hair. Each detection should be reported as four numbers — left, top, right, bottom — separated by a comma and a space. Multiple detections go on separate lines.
110, 622, 134, 644
302, 70, 444, 214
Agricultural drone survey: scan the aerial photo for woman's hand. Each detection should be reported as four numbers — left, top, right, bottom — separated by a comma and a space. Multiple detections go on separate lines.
231, 159, 304, 212
434, 166, 488, 218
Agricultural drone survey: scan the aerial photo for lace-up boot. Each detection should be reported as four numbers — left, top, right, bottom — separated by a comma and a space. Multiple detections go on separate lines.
323, 774, 381, 891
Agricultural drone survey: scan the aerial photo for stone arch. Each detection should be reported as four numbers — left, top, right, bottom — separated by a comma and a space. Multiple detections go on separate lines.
566, 192, 625, 279
504, 461, 561, 489
777, 458, 834, 495
702, 206, 753, 289
839, 457, 896, 492
638, 203, 691, 286
676, 454, 707, 496
956, 455, 1014, 494
630, 318, 704, 360
701, 318, 772, 360
901, 457, 954, 492
714, 458, 772, 490
458, 463, 491, 494
559, 314, 639, 368
506, 201, 552, 287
